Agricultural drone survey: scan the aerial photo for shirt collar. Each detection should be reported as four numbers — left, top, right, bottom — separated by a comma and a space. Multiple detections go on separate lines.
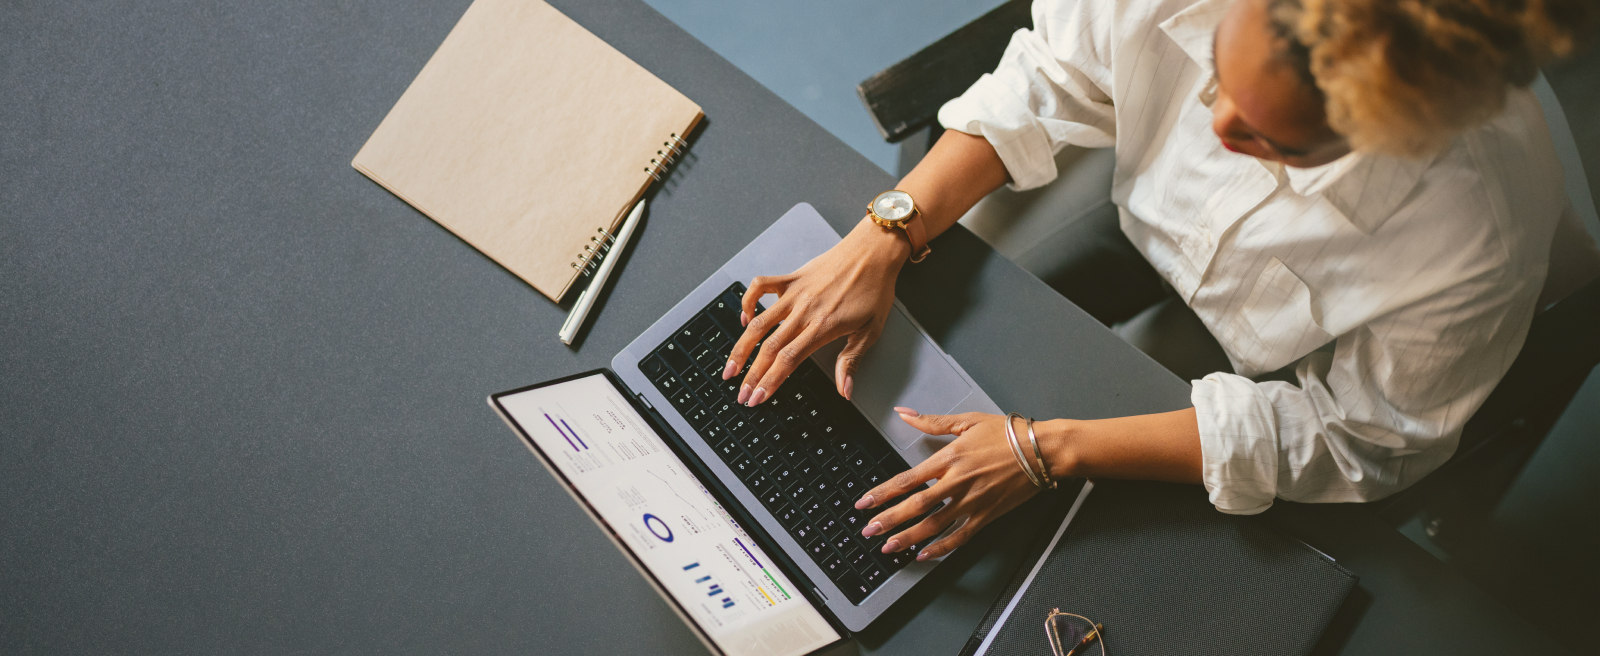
1161, 0, 1432, 234
1158, 0, 1233, 74
1297, 152, 1433, 233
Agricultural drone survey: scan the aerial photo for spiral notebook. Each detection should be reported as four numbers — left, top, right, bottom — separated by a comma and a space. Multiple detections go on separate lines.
353, 0, 703, 302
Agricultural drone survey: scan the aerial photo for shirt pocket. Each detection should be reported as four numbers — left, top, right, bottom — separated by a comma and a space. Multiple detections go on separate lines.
1238, 257, 1334, 373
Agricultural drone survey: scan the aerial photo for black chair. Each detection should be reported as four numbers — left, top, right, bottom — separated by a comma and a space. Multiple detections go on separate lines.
856, 1, 1600, 538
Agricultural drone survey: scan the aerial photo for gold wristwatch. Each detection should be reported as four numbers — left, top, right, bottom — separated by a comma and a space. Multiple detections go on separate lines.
868, 190, 932, 263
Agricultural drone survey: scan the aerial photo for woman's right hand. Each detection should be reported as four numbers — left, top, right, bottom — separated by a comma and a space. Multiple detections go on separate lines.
721, 217, 913, 405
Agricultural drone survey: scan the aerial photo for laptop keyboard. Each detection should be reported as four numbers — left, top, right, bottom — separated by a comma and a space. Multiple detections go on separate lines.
639, 282, 935, 605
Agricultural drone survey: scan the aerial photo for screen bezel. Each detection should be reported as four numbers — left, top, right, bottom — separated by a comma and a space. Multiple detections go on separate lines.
488, 368, 850, 656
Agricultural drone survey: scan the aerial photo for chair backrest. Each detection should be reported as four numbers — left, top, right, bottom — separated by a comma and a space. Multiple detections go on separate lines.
1532, 75, 1600, 309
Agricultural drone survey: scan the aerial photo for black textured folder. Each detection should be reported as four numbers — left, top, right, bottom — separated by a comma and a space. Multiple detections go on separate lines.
961, 480, 1356, 656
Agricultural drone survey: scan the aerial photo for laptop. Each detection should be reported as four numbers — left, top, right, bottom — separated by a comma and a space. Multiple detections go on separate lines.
489, 203, 1003, 654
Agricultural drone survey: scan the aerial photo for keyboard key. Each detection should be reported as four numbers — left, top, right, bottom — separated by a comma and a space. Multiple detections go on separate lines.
686, 315, 716, 342
748, 412, 777, 435
861, 467, 889, 488
760, 488, 785, 509
839, 507, 865, 533
729, 418, 754, 440
812, 478, 833, 498
737, 427, 767, 456
876, 547, 915, 571
805, 539, 834, 564
680, 367, 707, 393
670, 388, 695, 410
707, 296, 740, 330
830, 434, 865, 460
756, 450, 781, 472
660, 342, 694, 373
847, 548, 873, 571
820, 458, 849, 483
711, 436, 742, 461
824, 553, 851, 578
640, 355, 669, 381
713, 379, 741, 401
861, 563, 887, 588
832, 533, 858, 555
683, 405, 713, 431
701, 423, 727, 445
774, 504, 802, 530
817, 517, 843, 539
824, 494, 850, 514
792, 523, 820, 546
711, 401, 739, 422
704, 328, 729, 349
836, 478, 862, 498
786, 483, 811, 504
690, 343, 717, 370
675, 325, 700, 345
843, 453, 874, 476
834, 570, 870, 605
745, 472, 770, 493
771, 464, 796, 489
765, 427, 793, 453
731, 455, 757, 478
792, 458, 820, 481
654, 374, 681, 394
800, 500, 826, 522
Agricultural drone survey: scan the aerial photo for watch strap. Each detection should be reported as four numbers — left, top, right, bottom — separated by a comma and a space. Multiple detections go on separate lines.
903, 208, 931, 263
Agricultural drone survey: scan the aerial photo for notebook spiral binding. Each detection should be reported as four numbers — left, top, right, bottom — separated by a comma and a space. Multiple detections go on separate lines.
569, 132, 689, 275
643, 132, 689, 182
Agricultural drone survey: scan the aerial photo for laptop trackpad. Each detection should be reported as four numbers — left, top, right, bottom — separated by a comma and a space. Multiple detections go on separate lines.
813, 306, 971, 450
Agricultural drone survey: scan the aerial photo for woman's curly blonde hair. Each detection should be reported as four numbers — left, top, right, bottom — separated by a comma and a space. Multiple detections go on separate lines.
1270, 0, 1596, 158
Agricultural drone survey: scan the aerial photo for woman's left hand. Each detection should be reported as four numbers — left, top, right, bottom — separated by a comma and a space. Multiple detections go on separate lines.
856, 410, 1048, 561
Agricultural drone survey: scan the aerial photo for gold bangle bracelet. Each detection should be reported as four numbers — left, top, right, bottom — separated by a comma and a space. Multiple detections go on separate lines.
1026, 417, 1057, 489
1006, 413, 1046, 490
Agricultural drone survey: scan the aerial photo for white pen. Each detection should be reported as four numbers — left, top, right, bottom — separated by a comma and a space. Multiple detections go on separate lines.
560, 199, 646, 345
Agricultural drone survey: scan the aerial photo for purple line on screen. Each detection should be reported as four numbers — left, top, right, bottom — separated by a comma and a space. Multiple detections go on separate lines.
545, 414, 578, 452
734, 538, 763, 569
560, 419, 587, 449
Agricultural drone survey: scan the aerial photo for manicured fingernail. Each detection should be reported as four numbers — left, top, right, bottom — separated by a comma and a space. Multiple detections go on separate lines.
722, 360, 737, 380
917, 549, 934, 561
740, 311, 749, 327
882, 539, 901, 553
894, 407, 919, 417
862, 521, 882, 537
855, 494, 876, 510
843, 375, 854, 400
747, 387, 768, 406
737, 384, 751, 404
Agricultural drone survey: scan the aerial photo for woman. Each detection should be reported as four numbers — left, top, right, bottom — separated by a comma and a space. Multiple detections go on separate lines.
723, 0, 1594, 562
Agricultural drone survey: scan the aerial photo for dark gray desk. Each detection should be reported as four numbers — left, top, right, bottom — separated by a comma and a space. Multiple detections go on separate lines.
0, 0, 1566, 653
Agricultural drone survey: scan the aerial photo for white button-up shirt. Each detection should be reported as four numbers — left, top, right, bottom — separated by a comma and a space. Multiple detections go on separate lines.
939, 0, 1566, 513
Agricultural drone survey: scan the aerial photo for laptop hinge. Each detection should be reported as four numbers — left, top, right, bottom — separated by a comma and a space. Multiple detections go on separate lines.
636, 393, 654, 410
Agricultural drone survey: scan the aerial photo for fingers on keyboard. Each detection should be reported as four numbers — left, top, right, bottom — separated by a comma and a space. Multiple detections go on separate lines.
641, 282, 913, 606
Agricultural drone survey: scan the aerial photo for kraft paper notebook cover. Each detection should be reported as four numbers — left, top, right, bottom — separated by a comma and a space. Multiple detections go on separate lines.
353, 0, 703, 301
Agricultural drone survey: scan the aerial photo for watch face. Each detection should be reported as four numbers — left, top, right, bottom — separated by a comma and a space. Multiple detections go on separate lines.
872, 191, 914, 222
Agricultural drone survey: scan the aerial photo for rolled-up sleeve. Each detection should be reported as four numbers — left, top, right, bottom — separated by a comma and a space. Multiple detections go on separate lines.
1191, 273, 1539, 514
937, 0, 1119, 190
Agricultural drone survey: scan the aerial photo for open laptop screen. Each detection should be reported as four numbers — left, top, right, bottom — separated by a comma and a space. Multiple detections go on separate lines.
494, 372, 841, 656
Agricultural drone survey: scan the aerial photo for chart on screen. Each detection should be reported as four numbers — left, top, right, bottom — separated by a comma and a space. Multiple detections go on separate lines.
499, 374, 839, 656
